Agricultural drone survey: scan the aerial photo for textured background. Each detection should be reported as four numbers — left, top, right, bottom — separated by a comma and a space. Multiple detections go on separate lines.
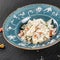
0, 0, 60, 60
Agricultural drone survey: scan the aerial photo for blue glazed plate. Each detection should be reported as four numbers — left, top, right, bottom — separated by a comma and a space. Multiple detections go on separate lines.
3, 4, 60, 50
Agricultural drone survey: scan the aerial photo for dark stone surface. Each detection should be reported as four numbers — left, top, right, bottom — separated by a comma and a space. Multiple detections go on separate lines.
0, 0, 60, 60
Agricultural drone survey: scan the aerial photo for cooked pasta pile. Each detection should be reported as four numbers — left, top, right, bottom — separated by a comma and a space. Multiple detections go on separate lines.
18, 18, 56, 44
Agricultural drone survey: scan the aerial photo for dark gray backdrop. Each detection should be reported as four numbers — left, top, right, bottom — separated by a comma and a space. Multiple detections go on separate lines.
0, 0, 60, 60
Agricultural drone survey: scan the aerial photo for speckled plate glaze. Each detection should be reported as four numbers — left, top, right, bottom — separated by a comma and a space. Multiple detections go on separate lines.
3, 4, 60, 50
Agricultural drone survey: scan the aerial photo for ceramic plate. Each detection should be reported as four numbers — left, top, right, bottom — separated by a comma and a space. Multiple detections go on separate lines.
3, 4, 60, 50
